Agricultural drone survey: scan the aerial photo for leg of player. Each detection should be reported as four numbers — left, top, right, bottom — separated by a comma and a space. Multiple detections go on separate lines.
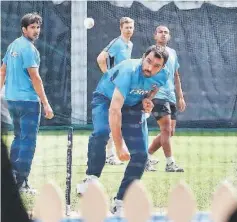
111, 107, 148, 216
158, 115, 173, 162
9, 101, 41, 194
148, 133, 162, 155
76, 93, 110, 195
149, 115, 183, 172
162, 116, 183, 172
8, 108, 21, 179
147, 99, 184, 172
106, 135, 124, 165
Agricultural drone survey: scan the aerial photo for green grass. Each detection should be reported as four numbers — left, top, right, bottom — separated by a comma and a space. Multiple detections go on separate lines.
4, 131, 237, 212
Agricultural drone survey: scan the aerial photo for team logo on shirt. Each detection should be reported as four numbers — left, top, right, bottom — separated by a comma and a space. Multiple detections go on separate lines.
129, 89, 150, 95
10, 51, 18, 57
129, 84, 158, 96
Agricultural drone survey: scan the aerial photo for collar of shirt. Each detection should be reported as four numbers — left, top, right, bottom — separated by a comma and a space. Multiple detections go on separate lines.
21, 35, 35, 45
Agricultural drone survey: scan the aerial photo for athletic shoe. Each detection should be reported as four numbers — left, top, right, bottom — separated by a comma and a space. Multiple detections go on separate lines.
165, 162, 184, 172
145, 160, 157, 172
110, 198, 123, 216
148, 157, 159, 165
106, 155, 124, 165
76, 175, 98, 195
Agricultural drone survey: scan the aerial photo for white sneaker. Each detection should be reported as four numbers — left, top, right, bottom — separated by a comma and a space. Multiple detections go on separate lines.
148, 157, 159, 166
76, 175, 98, 195
19, 180, 37, 195
106, 155, 124, 165
111, 198, 123, 216
145, 160, 157, 172
165, 162, 184, 172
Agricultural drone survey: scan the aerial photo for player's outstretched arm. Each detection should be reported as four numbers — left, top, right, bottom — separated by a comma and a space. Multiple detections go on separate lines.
175, 71, 186, 112
0, 64, 6, 90
109, 88, 130, 161
97, 51, 109, 74
28, 67, 54, 119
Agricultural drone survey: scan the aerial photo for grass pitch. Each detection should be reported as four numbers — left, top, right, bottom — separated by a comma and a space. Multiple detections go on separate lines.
4, 130, 237, 212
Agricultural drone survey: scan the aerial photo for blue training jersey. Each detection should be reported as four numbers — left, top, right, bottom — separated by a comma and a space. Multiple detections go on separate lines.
95, 59, 169, 106
154, 47, 180, 103
104, 36, 133, 69
2, 36, 40, 101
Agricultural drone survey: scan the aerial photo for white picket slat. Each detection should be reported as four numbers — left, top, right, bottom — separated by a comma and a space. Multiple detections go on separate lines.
32, 180, 237, 222
34, 183, 64, 222
211, 182, 237, 222
124, 180, 151, 222
167, 182, 196, 222
81, 181, 108, 222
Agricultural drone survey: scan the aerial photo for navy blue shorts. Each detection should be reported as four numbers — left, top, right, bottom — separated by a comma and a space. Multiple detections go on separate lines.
152, 98, 177, 121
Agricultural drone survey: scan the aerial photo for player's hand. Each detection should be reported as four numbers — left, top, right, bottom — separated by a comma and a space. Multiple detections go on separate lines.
116, 146, 130, 162
178, 97, 186, 112
142, 98, 154, 113
43, 103, 54, 119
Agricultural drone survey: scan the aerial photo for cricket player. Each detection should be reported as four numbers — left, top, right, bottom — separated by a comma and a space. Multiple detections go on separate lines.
77, 45, 169, 215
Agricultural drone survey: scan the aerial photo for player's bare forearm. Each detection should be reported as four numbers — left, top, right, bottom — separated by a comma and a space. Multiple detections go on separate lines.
97, 61, 107, 74
97, 51, 108, 74
146, 86, 159, 100
0, 75, 6, 90
28, 68, 49, 105
109, 88, 125, 151
175, 71, 184, 99
109, 107, 130, 162
109, 108, 123, 150
141, 87, 157, 113
30, 72, 54, 119
175, 71, 186, 112
31, 76, 49, 105
0, 64, 6, 90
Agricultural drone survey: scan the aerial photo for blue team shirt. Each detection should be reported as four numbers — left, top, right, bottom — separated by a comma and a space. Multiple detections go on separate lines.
96, 59, 169, 106
104, 36, 133, 69
2, 36, 40, 101
154, 47, 180, 103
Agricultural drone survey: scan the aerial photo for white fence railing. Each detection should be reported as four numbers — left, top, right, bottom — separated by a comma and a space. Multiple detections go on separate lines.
32, 180, 237, 222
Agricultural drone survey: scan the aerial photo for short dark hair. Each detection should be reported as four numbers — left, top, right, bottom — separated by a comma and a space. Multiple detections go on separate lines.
144, 45, 169, 65
21, 13, 42, 29
120, 17, 134, 28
